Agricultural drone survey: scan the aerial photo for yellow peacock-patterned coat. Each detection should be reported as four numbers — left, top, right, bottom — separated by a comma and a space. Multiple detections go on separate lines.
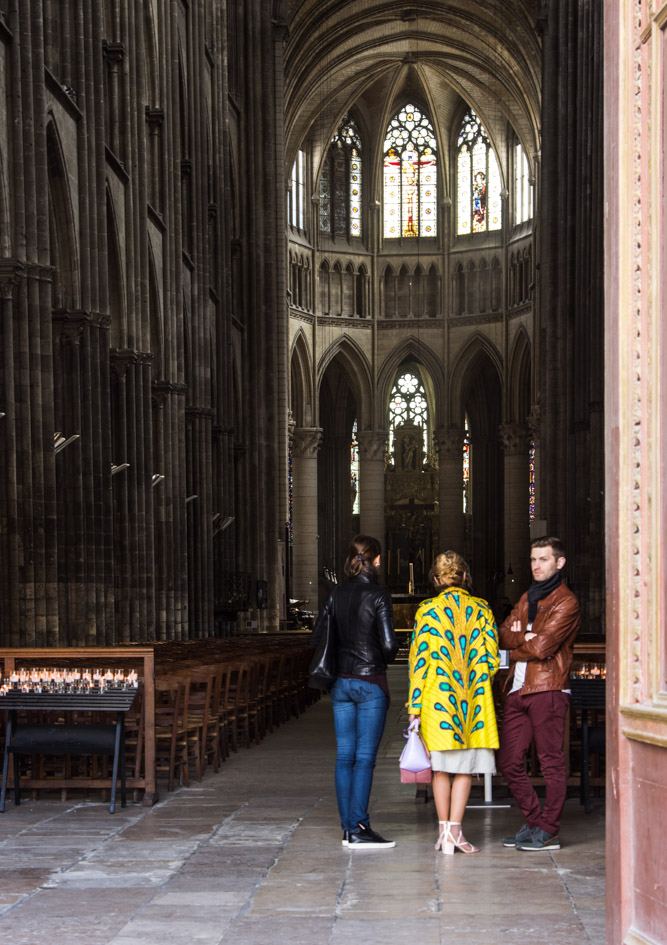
407, 586, 500, 752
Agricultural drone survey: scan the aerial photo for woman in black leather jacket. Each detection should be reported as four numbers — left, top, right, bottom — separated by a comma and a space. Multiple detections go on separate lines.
314, 534, 399, 849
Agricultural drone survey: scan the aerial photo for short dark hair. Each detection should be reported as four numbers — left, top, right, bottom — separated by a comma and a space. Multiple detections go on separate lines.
530, 535, 566, 559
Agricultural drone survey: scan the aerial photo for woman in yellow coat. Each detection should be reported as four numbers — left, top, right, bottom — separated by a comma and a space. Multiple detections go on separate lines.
408, 551, 499, 854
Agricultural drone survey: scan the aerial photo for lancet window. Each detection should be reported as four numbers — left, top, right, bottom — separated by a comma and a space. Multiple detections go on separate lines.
388, 369, 429, 460
319, 116, 362, 239
289, 149, 306, 230
456, 109, 502, 235
383, 104, 437, 239
514, 143, 533, 224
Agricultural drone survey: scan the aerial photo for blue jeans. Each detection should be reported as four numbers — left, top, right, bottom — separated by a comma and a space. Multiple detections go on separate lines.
330, 677, 388, 831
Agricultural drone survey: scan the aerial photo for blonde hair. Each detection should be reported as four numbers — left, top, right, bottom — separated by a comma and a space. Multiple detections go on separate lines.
429, 551, 471, 590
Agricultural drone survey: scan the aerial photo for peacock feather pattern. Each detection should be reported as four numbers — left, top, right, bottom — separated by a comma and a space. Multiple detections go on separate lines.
408, 587, 500, 751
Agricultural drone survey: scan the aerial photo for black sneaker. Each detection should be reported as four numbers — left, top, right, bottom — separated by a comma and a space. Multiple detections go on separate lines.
502, 823, 532, 848
517, 827, 561, 851
347, 822, 396, 849
342, 830, 350, 847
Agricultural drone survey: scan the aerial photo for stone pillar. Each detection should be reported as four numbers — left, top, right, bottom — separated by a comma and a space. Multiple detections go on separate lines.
435, 427, 464, 553
358, 430, 387, 554
291, 427, 322, 605
499, 422, 530, 601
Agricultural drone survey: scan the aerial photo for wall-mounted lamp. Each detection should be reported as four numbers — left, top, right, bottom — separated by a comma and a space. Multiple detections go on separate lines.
53, 432, 80, 454
111, 463, 130, 476
213, 514, 235, 537
151, 473, 165, 487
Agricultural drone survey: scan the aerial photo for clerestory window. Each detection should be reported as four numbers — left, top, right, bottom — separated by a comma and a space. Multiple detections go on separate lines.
383, 104, 437, 239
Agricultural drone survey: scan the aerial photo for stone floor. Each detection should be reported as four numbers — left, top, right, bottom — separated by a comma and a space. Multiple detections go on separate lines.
0, 666, 605, 944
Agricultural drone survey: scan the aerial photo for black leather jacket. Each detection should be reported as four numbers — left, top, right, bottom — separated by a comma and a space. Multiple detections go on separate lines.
314, 573, 398, 676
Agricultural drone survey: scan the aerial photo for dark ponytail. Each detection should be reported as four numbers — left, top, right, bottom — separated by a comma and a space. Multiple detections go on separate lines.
344, 534, 382, 577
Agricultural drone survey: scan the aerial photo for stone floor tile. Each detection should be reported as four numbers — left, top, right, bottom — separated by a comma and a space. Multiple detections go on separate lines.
331, 917, 441, 945
0, 667, 604, 945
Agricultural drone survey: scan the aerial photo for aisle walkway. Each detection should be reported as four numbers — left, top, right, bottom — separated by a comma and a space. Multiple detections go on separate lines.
0, 666, 604, 945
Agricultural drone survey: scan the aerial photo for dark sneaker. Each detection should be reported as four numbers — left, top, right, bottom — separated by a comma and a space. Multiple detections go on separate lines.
342, 830, 350, 847
517, 827, 561, 851
502, 823, 532, 848
347, 822, 396, 849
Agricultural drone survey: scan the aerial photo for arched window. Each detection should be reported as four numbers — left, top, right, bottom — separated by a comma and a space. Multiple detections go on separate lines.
351, 419, 360, 515
319, 116, 362, 239
456, 109, 502, 235
514, 142, 533, 224
529, 437, 536, 521
383, 104, 437, 239
462, 415, 472, 513
388, 368, 429, 459
289, 149, 306, 230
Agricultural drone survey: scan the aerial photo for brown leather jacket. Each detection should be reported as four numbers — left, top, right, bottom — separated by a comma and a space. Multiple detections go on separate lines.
498, 582, 581, 695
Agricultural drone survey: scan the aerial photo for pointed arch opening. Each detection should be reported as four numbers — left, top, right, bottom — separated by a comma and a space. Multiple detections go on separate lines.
383, 103, 437, 239
456, 108, 502, 236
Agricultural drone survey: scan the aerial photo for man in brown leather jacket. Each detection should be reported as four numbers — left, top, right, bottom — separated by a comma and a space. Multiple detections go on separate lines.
497, 536, 580, 851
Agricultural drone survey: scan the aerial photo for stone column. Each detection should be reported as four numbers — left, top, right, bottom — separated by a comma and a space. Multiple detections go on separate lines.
358, 430, 387, 554
435, 427, 465, 554
291, 427, 322, 605
499, 422, 530, 601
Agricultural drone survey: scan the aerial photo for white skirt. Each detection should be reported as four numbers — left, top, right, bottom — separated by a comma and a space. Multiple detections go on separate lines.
430, 747, 496, 774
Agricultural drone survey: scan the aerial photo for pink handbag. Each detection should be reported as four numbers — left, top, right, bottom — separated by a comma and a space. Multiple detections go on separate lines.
399, 720, 432, 784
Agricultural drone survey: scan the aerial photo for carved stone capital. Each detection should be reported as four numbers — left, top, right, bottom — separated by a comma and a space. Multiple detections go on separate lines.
110, 348, 139, 379
357, 430, 387, 462
145, 106, 165, 131
152, 380, 188, 398
527, 405, 541, 442
292, 426, 323, 459
435, 426, 463, 461
102, 40, 126, 65
0, 258, 25, 299
499, 422, 529, 456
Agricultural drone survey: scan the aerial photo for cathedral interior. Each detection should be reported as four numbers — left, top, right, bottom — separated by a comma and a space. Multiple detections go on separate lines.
0, 2, 665, 943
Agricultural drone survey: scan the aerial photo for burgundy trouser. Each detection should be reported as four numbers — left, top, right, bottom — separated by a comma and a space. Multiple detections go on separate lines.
497, 689, 570, 837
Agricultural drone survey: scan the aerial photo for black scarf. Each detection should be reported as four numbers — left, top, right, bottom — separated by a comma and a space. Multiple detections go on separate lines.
527, 570, 562, 623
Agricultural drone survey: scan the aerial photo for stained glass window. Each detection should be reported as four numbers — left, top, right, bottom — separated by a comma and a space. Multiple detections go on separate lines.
351, 419, 360, 515
289, 149, 306, 230
383, 104, 437, 239
456, 109, 501, 235
463, 415, 472, 513
319, 116, 362, 239
513, 143, 533, 224
528, 437, 536, 522
388, 369, 429, 459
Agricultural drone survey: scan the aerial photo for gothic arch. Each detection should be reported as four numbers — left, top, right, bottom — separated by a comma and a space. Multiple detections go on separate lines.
47, 118, 80, 311
317, 335, 372, 429
106, 187, 126, 348
508, 326, 532, 423
289, 329, 314, 428
378, 338, 445, 431
148, 241, 163, 380
0, 145, 10, 256
143, 0, 160, 105
449, 333, 503, 424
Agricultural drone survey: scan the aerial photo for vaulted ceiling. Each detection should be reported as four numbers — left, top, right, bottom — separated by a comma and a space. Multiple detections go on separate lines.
284, 1, 541, 184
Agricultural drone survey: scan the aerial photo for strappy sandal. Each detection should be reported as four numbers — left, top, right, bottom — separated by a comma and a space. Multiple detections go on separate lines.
447, 821, 480, 854
434, 821, 452, 853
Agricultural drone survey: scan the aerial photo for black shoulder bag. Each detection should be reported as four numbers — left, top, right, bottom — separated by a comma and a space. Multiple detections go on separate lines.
308, 609, 337, 690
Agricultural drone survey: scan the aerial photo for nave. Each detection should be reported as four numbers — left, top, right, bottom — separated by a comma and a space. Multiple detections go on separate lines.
0, 667, 604, 945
